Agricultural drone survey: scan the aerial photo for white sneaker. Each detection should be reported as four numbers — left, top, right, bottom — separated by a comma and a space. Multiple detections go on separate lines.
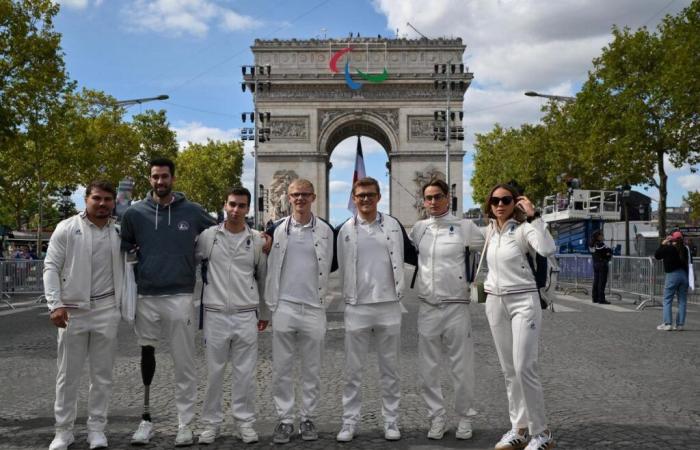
336, 423, 355, 442
174, 425, 194, 447
384, 422, 401, 441
427, 415, 446, 439
236, 422, 259, 444
197, 426, 219, 445
674, 325, 684, 331
49, 431, 74, 450
87, 431, 108, 449
495, 428, 529, 450
130, 420, 153, 445
456, 418, 473, 440
525, 430, 555, 450
657, 323, 672, 331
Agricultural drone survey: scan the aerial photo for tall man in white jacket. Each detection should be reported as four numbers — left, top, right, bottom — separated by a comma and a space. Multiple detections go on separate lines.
195, 187, 268, 445
335, 177, 417, 442
44, 180, 124, 450
410, 179, 484, 440
264, 179, 337, 444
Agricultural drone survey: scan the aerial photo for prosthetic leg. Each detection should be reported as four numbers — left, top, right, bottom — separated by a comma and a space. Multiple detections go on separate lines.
140, 345, 156, 421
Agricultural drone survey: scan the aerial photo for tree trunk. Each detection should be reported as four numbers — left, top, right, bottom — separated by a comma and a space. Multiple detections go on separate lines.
657, 149, 667, 238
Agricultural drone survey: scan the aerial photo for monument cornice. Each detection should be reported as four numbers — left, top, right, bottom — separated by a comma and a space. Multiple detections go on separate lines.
252, 37, 466, 51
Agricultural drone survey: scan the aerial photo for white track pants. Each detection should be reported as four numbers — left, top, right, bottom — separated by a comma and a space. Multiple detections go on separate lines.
134, 294, 197, 427
485, 292, 547, 435
342, 302, 401, 425
201, 310, 258, 425
54, 300, 120, 432
272, 301, 326, 423
418, 302, 476, 420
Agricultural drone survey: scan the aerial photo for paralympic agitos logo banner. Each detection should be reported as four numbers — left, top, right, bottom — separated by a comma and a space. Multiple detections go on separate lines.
329, 47, 389, 90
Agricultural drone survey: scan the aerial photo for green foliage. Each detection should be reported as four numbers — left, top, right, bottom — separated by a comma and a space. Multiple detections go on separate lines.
175, 140, 244, 213
471, 2, 700, 236
130, 110, 179, 199
685, 191, 700, 223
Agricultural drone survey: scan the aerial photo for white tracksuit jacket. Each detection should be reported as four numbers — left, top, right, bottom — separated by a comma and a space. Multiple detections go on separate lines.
336, 213, 416, 304
264, 215, 336, 311
483, 217, 556, 296
410, 213, 485, 304
43, 212, 124, 311
195, 223, 269, 319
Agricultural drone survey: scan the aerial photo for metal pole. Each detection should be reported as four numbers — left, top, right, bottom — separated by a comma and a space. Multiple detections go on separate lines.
253, 85, 259, 230
445, 60, 451, 190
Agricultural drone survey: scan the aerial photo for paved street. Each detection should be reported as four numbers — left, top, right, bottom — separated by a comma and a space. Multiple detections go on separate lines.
1, 271, 699, 449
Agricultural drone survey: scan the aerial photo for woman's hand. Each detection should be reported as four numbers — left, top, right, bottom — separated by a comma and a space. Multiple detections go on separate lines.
516, 196, 536, 218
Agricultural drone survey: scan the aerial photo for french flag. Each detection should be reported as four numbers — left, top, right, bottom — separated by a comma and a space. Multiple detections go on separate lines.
347, 135, 366, 213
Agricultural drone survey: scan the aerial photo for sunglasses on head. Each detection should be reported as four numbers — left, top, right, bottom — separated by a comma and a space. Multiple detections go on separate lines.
489, 195, 514, 206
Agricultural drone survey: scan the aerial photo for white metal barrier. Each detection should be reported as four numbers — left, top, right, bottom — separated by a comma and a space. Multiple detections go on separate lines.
0, 259, 46, 307
556, 255, 699, 309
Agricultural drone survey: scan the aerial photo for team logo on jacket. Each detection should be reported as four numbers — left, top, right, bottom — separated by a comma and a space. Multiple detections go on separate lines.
177, 221, 190, 231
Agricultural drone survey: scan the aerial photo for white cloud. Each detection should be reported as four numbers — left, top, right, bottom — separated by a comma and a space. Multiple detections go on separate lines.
58, 0, 89, 9
330, 180, 352, 194
172, 121, 240, 149
677, 174, 700, 192
330, 136, 385, 169
123, 0, 261, 37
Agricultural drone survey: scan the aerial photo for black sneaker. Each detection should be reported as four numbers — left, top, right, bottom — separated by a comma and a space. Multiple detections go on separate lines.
299, 420, 318, 441
273, 422, 294, 444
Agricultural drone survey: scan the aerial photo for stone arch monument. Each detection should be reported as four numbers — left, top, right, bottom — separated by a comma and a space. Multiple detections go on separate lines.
250, 37, 472, 226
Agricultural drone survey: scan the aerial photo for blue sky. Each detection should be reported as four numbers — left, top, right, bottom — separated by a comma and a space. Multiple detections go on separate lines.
56, 0, 697, 223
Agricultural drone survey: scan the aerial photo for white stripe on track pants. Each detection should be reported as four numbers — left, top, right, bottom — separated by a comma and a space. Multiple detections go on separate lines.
201, 310, 258, 425
341, 302, 401, 425
418, 302, 477, 420
54, 300, 120, 432
272, 301, 326, 423
485, 292, 548, 435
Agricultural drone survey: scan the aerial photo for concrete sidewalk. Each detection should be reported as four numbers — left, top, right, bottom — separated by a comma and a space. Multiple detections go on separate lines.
0, 280, 697, 449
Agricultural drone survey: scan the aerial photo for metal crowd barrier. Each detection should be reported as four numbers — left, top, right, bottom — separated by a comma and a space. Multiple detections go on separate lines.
555, 254, 699, 310
0, 259, 46, 307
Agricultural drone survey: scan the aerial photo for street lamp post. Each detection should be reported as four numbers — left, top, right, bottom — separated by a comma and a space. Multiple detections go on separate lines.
242, 65, 272, 229
115, 94, 169, 107
433, 63, 466, 211
524, 91, 575, 103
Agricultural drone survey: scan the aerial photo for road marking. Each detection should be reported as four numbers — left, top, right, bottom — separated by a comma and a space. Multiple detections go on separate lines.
557, 294, 635, 312
0, 305, 44, 317
548, 303, 579, 312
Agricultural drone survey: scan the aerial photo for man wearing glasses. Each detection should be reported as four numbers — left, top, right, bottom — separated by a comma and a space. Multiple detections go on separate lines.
264, 179, 337, 444
335, 177, 416, 442
410, 179, 484, 440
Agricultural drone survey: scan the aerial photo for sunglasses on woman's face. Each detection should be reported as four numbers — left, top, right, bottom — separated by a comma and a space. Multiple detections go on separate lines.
489, 195, 514, 206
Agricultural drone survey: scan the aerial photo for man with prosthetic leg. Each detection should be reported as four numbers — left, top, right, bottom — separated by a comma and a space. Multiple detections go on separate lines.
120, 158, 216, 446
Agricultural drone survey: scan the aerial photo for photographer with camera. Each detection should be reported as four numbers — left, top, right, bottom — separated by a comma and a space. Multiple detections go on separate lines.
655, 231, 693, 331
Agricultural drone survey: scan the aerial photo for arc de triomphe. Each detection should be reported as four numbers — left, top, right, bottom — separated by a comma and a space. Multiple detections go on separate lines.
247, 37, 472, 226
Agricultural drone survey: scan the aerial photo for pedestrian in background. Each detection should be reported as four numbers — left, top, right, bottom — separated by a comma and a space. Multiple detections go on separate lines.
655, 231, 693, 331
481, 183, 556, 450
590, 230, 612, 304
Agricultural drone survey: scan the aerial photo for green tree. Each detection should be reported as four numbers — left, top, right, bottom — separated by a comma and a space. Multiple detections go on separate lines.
685, 191, 700, 223
175, 140, 244, 213
573, 2, 700, 236
130, 110, 179, 199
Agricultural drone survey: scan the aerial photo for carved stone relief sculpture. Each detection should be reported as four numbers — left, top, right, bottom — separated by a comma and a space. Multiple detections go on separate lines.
269, 170, 299, 219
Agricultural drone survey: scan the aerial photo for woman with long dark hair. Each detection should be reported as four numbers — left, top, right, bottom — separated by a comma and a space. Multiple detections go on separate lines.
481, 183, 556, 450
589, 230, 612, 304
655, 231, 692, 331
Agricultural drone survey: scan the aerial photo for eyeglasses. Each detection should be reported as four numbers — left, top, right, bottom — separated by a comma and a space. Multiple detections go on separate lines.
424, 193, 447, 202
489, 196, 514, 206
354, 192, 378, 200
289, 192, 314, 199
